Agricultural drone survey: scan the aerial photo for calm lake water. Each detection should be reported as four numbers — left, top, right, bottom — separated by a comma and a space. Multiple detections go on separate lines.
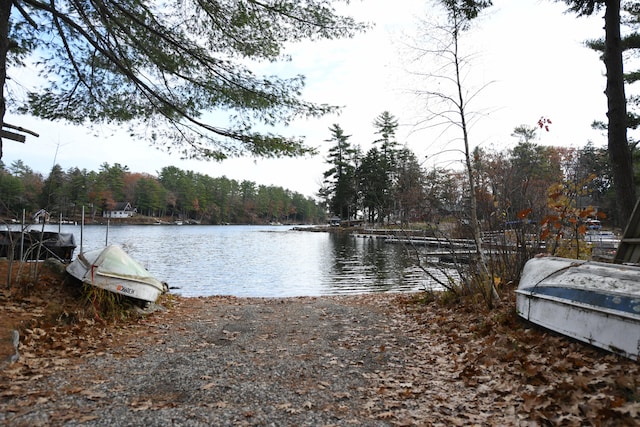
33, 224, 442, 297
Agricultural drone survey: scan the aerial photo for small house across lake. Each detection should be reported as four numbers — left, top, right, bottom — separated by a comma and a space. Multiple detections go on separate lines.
103, 202, 137, 219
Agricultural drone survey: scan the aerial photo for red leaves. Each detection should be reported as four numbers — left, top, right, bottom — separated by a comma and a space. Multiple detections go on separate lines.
517, 208, 532, 220
538, 116, 552, 132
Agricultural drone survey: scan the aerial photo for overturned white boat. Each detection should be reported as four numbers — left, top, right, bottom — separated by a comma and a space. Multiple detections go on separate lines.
516, 256, 640, 360
67, 245, 166, 303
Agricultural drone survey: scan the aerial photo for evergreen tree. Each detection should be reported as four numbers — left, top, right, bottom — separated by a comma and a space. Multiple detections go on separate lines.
358, 147, 388, 223
322, 124, 358, 220
0, 165, 24, 217
40, 164, 66, 211
134, 176, 166, 217
65, 167, 90, 218
373, 111, 400, 160
558, 0, 635, 225
8, 160, 42, 213
371, 111, 400, 222
395, 148, 426, 224
98, 163, 130, 202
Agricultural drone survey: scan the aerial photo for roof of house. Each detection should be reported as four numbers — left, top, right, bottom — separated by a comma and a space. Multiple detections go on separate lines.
111, 202, 132, 211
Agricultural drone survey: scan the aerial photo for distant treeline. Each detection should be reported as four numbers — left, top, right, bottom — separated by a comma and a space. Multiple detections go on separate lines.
0, 161, 326, 224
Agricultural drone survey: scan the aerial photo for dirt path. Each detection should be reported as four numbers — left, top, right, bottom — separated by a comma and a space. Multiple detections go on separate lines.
1, 293, 639, 426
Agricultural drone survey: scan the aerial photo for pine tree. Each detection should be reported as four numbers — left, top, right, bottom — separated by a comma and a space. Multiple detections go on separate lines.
558, 0, 635, 225
370, 111, 400, 223
322, 124, 358, 220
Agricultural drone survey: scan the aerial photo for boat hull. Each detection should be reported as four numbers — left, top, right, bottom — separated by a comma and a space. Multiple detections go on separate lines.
72, 271, 164, 303
67, 245, 165, 303
516, 256, 640, 360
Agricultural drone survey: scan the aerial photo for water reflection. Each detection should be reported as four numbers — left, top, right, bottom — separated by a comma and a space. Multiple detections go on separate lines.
327, 233, 436, 294
21, 224, 439, 297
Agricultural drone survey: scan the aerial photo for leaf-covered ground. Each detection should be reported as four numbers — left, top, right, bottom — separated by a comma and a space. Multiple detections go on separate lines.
0, 260, 638, 426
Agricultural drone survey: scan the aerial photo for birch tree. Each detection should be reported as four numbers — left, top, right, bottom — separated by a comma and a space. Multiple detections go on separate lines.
411, 0, 498, 306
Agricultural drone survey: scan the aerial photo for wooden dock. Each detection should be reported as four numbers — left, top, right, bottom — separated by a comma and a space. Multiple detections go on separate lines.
353, 229, 544, 264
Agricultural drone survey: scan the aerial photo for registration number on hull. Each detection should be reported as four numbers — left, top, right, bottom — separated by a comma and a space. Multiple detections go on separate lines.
116, 284, 136, 295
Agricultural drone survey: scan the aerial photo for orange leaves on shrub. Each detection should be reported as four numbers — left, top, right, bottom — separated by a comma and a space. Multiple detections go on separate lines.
539, 176, 602, 258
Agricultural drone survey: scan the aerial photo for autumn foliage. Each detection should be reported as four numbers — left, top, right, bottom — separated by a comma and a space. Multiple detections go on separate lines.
536, 174, 605, 259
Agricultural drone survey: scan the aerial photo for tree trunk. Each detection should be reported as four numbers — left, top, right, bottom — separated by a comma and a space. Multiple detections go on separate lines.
452, 19, 499, 307
0, 0, 12, 159
605, 0, 636, 225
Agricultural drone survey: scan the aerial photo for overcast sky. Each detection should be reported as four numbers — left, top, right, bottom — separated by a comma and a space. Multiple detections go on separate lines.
2, 0, 608, 198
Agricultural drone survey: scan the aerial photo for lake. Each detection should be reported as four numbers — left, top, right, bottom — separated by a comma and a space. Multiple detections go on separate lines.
31, 224, 444, 298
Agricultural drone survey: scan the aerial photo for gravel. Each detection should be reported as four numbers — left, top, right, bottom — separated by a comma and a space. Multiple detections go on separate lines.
2, 295, 427, 426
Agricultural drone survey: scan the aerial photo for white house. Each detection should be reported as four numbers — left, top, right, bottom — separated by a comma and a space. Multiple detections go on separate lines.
103, 202, 136, 218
